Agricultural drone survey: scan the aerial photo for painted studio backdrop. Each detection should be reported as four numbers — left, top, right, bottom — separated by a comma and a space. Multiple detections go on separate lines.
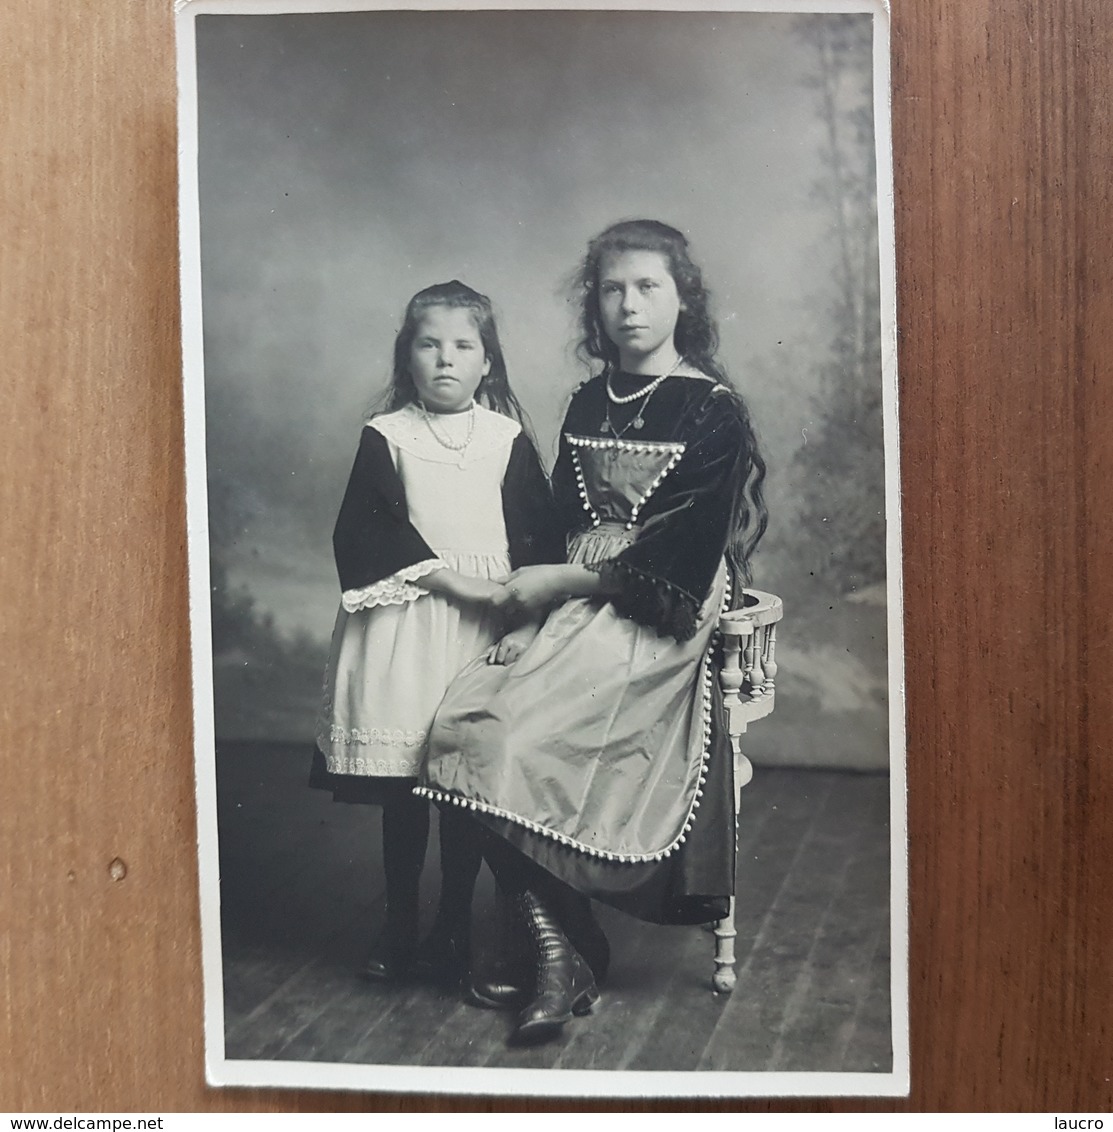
191, 5, 895, 1081
199, 11, 886, 766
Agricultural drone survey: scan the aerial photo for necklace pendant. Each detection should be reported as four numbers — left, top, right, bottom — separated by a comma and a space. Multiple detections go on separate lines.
632, 416, 645, 430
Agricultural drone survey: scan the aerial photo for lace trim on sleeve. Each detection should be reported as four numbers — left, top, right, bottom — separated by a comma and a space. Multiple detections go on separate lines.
585, 559, 701, 642
341, 559, 445, 612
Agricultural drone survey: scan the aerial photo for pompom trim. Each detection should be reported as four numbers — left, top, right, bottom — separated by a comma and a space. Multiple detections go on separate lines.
566, 434, 687, 532
415, 571, 730, 863
585, 559, 701, 642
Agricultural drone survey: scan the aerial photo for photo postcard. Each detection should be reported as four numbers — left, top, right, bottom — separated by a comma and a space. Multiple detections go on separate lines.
175, 0, 907, 1097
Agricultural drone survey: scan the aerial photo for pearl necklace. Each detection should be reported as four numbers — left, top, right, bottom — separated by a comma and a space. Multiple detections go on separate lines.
602, 357, 684, 437
605, 355, 684, 404
420, 400, 476, 454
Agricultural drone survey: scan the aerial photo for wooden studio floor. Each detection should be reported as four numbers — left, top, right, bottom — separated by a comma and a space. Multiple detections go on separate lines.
217, 743, 893, 1075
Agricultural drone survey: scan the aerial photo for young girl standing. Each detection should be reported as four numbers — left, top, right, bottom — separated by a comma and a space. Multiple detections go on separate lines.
419, 222, 768, 1044
310, 280, 557, 985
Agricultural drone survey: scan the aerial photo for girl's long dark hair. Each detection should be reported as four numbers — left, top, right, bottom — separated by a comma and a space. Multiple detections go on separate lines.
377, 280, 530, 425
573, 219, 769, 583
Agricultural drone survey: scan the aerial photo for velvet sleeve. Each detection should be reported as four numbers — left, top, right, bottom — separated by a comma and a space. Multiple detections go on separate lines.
589, 392, 747, 641
501, 432, 566, 568
331, 426, 437, 593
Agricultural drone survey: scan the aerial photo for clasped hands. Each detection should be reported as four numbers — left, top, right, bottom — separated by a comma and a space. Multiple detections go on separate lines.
438, 563, 601, 666
470, 565, 577, 666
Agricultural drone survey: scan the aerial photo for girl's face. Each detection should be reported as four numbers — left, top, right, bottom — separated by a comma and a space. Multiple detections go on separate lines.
597, 249, 683, 372
409, 305, 491, 413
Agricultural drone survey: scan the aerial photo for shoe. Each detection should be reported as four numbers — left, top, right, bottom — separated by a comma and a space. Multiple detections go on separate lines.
362, 938, 415, 983
464, 979, 525, 1010
466, 894, 610, 1010
361, 906, 418, 983
509, 891, 599, 1046
464, 963, 531, 1011
412, 925, 470, 987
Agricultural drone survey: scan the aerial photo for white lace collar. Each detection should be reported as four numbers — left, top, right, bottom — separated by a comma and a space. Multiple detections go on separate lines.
368, 402, 521, 466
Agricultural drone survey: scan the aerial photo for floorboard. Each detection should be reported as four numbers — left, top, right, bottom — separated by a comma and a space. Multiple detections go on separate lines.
841, 909, 895, 1073
224, 902, 379, 1059
696, 772, 889, 1071
625, 769, 803, 1072
214, 742, 894, 1075
767, 775, 891, 1072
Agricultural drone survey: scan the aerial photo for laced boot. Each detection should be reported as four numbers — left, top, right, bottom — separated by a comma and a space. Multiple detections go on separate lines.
469, 890, 610, 1008
509, 891, 599, 1046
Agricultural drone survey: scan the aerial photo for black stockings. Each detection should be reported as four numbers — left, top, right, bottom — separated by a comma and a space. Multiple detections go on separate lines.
380, 791, 429, 944
379, 799, 602, 978
380, 795, 485, 957
474, 821, 610, 982
475, 823, 557, 902
431, 805, 484, 941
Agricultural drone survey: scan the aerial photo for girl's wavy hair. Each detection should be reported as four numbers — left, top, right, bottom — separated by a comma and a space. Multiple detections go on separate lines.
573, 219, 769, 582
377, 280, 529, 425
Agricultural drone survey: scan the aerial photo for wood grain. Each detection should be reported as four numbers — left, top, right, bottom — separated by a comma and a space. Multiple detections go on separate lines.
215, 753, 890, 1075
2, 0, 1111, 1112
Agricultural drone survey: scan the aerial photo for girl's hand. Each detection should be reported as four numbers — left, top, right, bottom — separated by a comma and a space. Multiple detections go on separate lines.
423, 569, 507, 609
458, 576, 509, 610
501, 565, 567, 619
486, 622, 541, 666
501, 563, 606, 620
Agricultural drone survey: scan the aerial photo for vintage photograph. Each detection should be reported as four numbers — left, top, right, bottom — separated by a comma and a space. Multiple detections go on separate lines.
176, 0, 905, 1096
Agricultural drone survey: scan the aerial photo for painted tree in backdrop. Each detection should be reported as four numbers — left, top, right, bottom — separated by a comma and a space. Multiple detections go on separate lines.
792, 13, 886, 603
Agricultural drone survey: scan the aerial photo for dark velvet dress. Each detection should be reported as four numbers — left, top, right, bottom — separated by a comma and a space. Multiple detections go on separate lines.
418, 374, 751, 924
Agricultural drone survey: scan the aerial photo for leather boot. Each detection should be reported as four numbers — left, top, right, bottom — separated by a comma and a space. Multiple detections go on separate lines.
464, 958, 532, 1010
510, 890, 599, 1046
465, 889, 532, 1010
363, 905, 419, 983
413, 918, 471, 987
469, 891, 610, 1009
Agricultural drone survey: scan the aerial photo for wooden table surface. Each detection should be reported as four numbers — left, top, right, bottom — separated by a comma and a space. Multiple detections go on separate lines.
2, 0, 1111, 1113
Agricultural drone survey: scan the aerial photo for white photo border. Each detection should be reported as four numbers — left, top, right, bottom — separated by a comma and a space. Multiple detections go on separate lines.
175, 0, 907, 1098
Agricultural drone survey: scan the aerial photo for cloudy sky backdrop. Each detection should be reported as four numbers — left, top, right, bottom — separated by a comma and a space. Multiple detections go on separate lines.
193, 9, 890, 766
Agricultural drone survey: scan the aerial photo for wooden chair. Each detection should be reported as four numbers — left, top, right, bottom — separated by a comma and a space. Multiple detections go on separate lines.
487, 587, 783, 995
710, 587, 784, 993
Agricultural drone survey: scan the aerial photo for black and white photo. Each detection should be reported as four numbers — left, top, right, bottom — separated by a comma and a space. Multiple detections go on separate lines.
176, 0, 905, 1097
